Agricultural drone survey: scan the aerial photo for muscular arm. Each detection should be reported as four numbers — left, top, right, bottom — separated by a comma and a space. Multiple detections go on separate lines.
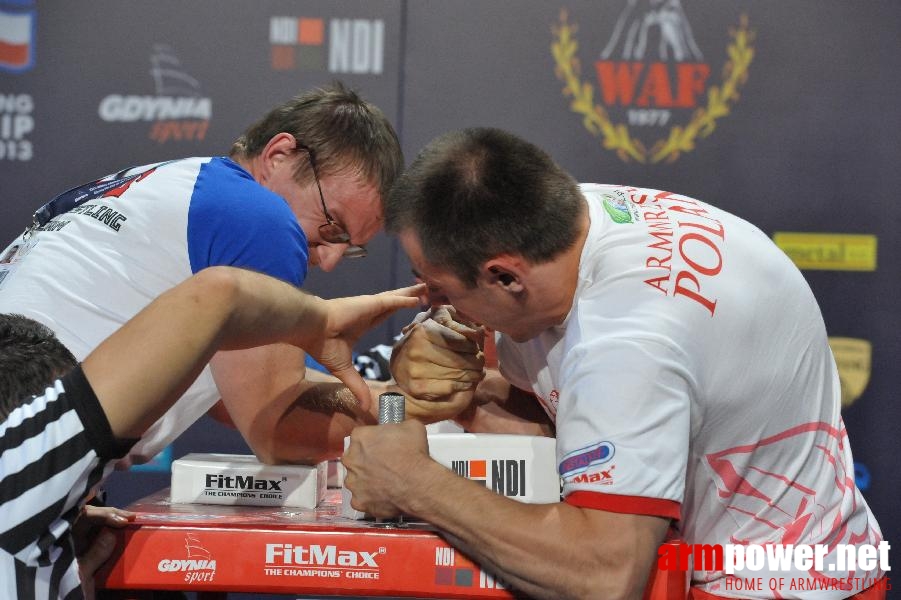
218, 304, 548, 462
343, 421, 668, 600
210, 345, 379, 464
455, 371, 554, 437
82, 267, 420, 441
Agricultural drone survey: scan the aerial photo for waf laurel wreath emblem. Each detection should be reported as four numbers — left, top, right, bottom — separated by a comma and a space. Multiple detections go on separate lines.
552, 3, 754, 163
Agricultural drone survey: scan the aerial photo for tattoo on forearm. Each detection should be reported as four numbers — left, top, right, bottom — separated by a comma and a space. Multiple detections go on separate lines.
296, 383, 360, 417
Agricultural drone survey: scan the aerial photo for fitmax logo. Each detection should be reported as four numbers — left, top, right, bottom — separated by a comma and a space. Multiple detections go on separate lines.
265, 543, 381, 567
204, 474, 283, 491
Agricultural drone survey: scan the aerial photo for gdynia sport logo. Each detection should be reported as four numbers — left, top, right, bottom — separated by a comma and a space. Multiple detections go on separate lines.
658, 541, 891, 594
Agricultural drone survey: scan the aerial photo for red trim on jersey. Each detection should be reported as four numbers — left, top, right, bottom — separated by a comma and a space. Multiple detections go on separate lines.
565, 490, 681, 519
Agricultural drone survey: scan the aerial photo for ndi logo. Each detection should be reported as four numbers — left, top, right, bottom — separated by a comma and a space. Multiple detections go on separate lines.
269, 16, 384, 74
450, 459, 528, 497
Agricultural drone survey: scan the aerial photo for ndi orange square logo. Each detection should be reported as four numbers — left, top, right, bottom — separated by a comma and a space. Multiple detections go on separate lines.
270, 46, 293, 70
297, 18, 323, 45
270, 16, 324, 70
271, 17, 320, 46
450, 459, 487, 485
268, 16, 384, 74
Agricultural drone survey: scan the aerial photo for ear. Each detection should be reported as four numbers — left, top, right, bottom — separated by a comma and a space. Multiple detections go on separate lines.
258, 132, 298, 182
483, 257, 525, 293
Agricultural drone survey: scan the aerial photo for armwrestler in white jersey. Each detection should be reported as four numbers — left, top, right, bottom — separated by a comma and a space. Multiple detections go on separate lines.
343, 128, 885, 600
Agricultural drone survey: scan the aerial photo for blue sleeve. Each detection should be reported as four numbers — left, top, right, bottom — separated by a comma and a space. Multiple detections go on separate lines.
187, 157, 309, 286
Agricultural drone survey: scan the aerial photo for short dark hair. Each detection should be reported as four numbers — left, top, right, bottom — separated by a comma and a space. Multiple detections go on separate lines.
385, 127, 584, 286
0, 314, 77, 419
230, 81, 403, 200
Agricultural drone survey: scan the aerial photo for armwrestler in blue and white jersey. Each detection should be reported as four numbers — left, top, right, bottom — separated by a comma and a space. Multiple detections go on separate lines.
0, 82, 407, 466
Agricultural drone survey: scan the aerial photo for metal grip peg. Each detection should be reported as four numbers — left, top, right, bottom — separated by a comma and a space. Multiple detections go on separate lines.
378, 392, 405, 424
373, 392, 407, 528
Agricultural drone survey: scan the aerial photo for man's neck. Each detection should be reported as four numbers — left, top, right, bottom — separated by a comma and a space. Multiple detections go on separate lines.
522, 206, 591, 333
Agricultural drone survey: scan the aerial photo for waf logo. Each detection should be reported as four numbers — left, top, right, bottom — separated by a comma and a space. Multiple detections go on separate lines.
450, 459, 528, 498
0, 1, 35, 73
157, 533, 217, 584
269, 16, 383, 74
551, 2, 754, 163
98, 44, 211, 144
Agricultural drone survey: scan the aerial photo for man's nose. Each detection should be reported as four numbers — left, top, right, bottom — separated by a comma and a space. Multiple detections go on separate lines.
315, 244, 345, 272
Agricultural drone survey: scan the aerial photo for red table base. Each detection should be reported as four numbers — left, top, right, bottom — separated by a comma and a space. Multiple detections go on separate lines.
97, 489, 686, 598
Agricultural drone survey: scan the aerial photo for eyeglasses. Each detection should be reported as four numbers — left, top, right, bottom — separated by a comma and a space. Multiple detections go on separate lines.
297, 142, 367, 259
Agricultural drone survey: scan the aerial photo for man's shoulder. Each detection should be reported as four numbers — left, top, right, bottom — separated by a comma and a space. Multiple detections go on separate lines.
192, 157, 286, 211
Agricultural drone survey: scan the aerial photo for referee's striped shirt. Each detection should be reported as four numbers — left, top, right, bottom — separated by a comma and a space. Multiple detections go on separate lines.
1, 366, 133, 600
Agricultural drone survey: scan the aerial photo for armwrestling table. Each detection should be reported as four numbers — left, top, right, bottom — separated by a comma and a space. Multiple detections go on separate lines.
97, 488, 686, 599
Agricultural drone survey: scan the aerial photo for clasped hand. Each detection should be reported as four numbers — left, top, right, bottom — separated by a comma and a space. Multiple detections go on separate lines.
389, 305, 486, 422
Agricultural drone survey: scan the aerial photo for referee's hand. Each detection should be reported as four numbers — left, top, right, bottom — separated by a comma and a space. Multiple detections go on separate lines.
74, 505, 135, 599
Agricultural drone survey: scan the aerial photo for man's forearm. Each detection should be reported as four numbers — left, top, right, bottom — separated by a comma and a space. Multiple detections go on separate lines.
455, 374, 554, 436
416, 468, 667, 599
343, 420, 667, 600
84, 267, 328, 439
214, 349, 377, 464
273, 379, 379, 461
86, 266, 420, 441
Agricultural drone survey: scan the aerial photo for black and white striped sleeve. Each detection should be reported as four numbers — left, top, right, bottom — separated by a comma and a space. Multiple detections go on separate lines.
0, 365, 135, 598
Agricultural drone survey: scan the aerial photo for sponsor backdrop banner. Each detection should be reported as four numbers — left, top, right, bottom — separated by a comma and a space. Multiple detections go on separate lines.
1, 0, 898, 586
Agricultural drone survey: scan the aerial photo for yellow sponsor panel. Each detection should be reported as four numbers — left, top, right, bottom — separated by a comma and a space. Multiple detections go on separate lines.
772, 232, 877, 271
828, 337, 872, 408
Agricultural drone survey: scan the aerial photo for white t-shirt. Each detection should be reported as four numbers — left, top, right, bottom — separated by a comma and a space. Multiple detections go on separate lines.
497, 184, 883, 597
0, 157, 308, 465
